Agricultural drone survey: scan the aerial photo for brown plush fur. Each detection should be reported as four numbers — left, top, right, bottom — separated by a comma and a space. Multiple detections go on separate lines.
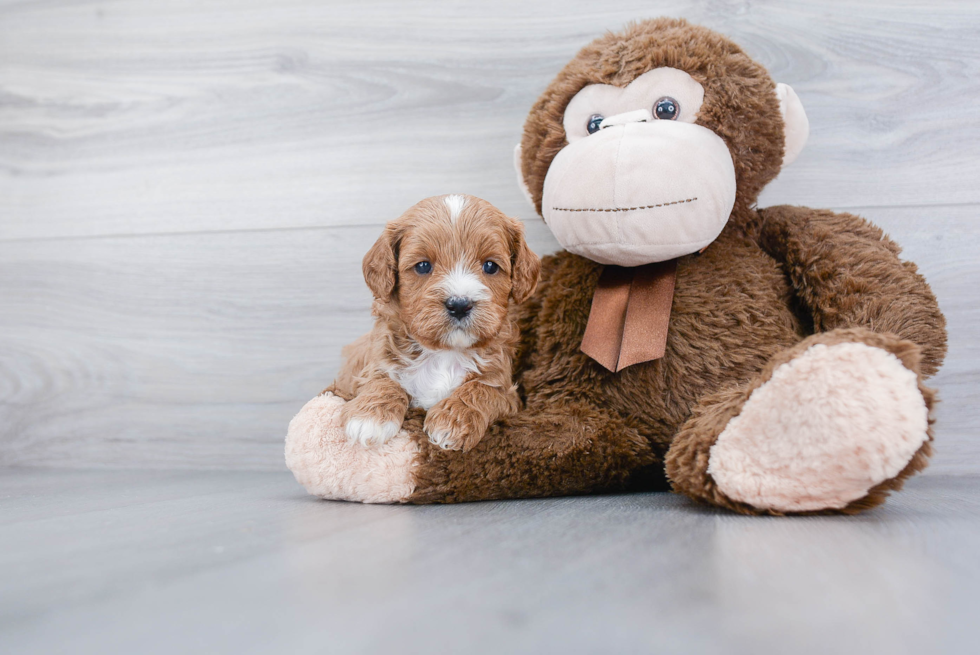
397, 19, 948, 513
331, 195, 540, 452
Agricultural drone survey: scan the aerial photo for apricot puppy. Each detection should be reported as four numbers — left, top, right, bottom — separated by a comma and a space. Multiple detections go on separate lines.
331, 194, 541, 452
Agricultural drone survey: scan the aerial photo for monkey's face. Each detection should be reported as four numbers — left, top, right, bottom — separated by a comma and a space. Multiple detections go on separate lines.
542, 68, 735, 266
516, 20, 810, 267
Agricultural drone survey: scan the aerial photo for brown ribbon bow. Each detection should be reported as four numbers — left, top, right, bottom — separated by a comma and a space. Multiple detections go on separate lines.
580, 259, 678, 372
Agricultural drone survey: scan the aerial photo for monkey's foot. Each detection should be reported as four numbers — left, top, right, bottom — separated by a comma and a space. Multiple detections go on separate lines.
666, 329, 935, 514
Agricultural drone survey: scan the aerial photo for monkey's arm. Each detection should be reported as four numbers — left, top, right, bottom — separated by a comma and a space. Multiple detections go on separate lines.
756, 205, 947, 375
408, 394, 664, 503
286, 389, 665, 504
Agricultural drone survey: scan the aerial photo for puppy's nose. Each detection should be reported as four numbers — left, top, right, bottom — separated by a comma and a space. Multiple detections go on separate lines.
445, 296, 473, 320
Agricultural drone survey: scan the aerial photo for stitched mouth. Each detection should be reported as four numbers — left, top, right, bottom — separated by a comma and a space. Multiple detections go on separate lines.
552, 197, 697, 213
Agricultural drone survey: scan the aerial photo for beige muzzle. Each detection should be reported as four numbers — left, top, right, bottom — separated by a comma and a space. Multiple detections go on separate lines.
541, 116, 737, 266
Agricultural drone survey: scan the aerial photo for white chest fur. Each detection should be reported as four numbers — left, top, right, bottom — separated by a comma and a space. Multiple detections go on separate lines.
391, 347, 483, 410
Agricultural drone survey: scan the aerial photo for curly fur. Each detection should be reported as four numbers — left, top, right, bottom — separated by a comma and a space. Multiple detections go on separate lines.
330, 195, 540, 453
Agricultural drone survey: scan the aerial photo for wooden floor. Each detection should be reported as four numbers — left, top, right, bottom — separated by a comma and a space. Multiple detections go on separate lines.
2, 469, 978, 655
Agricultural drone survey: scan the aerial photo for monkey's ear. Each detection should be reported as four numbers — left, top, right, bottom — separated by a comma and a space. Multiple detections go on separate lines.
507, 216, 541, 304
776, 83, 809, 167
362, 225, 399, 301
513, 143, 537, 212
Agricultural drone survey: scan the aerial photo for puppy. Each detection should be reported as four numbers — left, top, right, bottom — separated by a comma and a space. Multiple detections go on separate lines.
330, 194, 541, 452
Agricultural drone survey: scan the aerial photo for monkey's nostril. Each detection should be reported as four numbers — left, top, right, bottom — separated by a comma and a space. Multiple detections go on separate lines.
599, 108, 653, 129
445, 296, 474, 319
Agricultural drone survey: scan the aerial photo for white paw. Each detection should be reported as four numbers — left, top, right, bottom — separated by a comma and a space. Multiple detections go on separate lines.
708, 342, 929, 512
344, 417, 402, 447
425, 427, 456, 450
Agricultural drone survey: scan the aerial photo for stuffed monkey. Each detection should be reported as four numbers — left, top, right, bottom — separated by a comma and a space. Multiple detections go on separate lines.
286, 18, 947, 515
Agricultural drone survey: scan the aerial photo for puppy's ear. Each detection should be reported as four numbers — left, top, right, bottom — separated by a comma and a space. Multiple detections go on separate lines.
363, 224, 400, 301
507, 217, 541, 304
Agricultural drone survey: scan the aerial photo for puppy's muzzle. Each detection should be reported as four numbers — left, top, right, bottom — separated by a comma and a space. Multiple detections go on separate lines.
445, 296, 474, 321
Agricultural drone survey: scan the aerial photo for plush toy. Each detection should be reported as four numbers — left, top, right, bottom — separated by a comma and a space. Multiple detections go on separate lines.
286, 18, 947, 514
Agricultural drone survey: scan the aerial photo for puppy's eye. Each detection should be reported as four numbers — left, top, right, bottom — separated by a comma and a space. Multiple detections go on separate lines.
654, 97, 679, 120
586, 114, 604, 135
482, 261, 500, 275
414, 261, 432, 275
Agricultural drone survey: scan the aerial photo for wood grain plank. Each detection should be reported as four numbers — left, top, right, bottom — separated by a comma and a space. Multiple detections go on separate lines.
0, 207, 974, 473
1, 0, 979, 240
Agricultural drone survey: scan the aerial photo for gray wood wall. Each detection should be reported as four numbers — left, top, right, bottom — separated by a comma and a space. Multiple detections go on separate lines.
1, 0, 977, 473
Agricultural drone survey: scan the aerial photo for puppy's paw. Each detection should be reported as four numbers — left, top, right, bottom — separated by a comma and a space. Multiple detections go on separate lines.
340, 396, 405, 447
424, 399, 488, 452
343, 416, 403, 447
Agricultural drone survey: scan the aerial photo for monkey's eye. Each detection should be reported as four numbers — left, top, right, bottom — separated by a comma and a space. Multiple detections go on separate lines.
482, 261, 500, 275
586, 114, 604, 135
654, 97, 679, 120
414, 261, 432, 275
